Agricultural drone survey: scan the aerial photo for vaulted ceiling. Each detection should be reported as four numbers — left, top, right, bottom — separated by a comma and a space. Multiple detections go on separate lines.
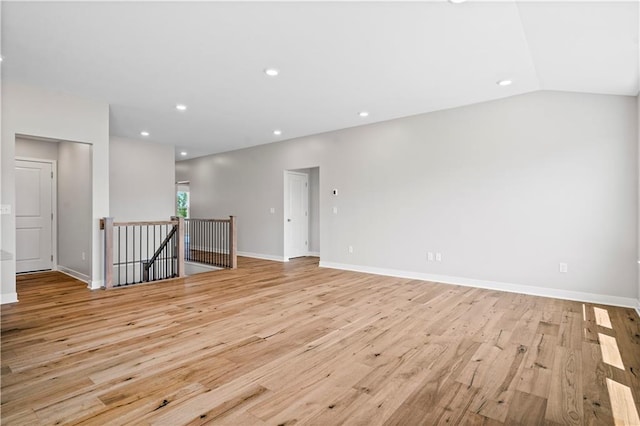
2, 1, 638, 160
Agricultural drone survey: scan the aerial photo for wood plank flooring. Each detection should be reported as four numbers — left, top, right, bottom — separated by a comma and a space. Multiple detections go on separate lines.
2, 257, 639, 425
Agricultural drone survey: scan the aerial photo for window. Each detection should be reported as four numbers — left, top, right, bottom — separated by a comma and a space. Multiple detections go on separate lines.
176, 183, 190, 218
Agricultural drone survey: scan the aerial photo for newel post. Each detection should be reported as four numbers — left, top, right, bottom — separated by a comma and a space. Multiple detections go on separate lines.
101, 217, 114, 289
175, 216, 186, 277
229, 215, 237, 269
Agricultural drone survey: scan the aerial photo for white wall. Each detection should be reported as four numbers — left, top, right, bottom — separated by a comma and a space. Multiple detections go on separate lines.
175, 163, 191, 189
0, 2, 3, 293
16, 137, 59, 160
1, 83, 109, 302
177, 91, 638, 305
309, 167, 320, 254
58, 141, 92, 279
110, 137, 175, 221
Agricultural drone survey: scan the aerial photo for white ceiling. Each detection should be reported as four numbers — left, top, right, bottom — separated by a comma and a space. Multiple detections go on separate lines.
2, 1, 638, 160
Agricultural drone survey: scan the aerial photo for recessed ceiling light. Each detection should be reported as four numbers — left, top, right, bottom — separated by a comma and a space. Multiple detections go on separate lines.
264, 68, 279, 77
140, 131, 150, 136
273, 129, 282, 136
497, 79, 513, 86
449, 0, 467, 3
176, 104, 187, 111
180, 151, 187, 156
359, 111, 369, 117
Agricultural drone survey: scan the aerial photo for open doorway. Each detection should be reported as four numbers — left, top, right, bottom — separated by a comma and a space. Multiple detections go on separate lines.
284, 167, 319, 260
14, 135, 92, 282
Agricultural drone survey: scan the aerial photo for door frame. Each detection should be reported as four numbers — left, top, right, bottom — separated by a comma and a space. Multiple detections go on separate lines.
15, 157, 58, 272
283, 170, 309, 261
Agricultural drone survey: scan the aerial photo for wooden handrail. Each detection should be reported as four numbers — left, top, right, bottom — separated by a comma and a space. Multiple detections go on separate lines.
184, 218, 231, 223
100, 219, 178, 229
114, 220, 178, 227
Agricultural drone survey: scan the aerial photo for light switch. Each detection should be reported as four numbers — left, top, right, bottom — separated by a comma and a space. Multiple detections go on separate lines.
332, 207, 338, 214
0, 205, 11, 215
270, 207, 275, 214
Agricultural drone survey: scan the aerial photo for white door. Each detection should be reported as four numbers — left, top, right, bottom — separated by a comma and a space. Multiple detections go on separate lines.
16, 160, 54, 273
285, 171, 309, 259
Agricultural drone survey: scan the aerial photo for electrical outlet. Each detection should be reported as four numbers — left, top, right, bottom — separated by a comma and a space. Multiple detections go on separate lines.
559, 262, 568, 273
348, 246, 353, 254
436, 252, 442, 262
427, 252, 434, 261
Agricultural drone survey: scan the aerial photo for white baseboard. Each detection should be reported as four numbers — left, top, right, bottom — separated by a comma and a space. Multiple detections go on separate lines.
0, 292, 18, 305
88, 280, 103, 290
319, 261, 639, 309
57, 266, 101, 289
238, 251, 288, 262
236, 251, 318, 262
57, 265, 90, 284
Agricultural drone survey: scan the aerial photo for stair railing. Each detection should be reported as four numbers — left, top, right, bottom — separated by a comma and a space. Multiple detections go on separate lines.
184, 216, 237, 269
100, 216, 185, 288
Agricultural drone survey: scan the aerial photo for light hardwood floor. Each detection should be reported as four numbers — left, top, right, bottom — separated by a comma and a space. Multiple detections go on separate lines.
2, 257, 639, 425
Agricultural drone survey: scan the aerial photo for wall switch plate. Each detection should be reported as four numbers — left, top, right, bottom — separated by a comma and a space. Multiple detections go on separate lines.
436, 252, 442, 262
427, 252, 434, 261
82, 252, 86, 260
270, 207, 275, 214
559, 262, 568, 273
348, 246, 353, 253
0, 205, 11, 215
333, 207, 338, 214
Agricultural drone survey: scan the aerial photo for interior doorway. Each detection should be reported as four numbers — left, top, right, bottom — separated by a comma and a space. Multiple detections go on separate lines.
284, 167, 320, 260
285, 171, 309, 259
14, 135, 92, 283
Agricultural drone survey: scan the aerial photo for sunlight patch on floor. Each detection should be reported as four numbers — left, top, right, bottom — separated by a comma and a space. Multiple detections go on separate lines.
589, 305, 640, 426
598, 333, 625, 370
606, 378, 640, 426
594, 307, 612, 329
